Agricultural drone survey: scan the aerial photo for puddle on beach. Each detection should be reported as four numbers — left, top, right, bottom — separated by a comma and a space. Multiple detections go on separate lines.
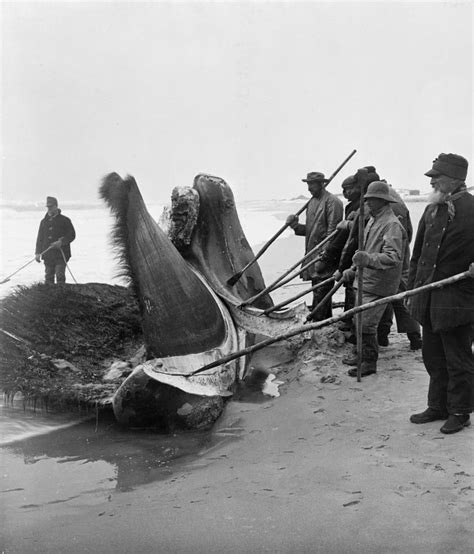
0, 370, 281, 510
234, 369, 283, 402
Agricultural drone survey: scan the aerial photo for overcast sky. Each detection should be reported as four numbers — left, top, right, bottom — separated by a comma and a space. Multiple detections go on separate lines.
1, 1, 472, 204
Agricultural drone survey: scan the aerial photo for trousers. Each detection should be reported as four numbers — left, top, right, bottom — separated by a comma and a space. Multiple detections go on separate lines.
378, 280, 420, 338
422, 318, 473, 414
310, 277, 333, 321
44, 262, 66, 284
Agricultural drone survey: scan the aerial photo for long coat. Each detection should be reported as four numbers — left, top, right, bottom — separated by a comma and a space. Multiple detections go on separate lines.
407, 191, 474, 332
35, 210, 76, 264
294, 189, 343, 280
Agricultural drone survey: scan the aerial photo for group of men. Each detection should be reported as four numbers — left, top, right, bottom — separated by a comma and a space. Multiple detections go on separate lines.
287, 153, 473, 434
33, 154, 473, 435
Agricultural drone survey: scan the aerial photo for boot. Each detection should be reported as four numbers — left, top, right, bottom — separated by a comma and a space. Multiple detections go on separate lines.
407, 332, 422, 351
348, 361, 377, 377
347, 333, 378, 378
440, 414, 471, 434
410, 407, 448, 424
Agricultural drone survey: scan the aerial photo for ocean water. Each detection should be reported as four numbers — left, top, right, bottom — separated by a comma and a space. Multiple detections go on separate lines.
0, 199, 426, 299
0, 198, 427, 508
0, 201, 293, 299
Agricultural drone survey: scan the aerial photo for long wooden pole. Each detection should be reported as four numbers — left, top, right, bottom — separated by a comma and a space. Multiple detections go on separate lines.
227, 149, 357, 286
186, 268, 473, 377
240, 230, 338, 308
0, 246, 53, 285
305, 279, 344, 322
356, 188, 366, 382
261, 276, 335, 315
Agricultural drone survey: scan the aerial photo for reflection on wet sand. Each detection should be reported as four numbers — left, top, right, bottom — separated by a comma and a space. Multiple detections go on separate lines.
1, 353, 287, 518
2, 412, 246, 494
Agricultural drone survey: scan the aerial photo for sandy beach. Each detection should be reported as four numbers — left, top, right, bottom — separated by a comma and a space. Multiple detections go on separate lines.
2, 0, 472, 550
1, 201, 472, 553
2, 327, 472, 553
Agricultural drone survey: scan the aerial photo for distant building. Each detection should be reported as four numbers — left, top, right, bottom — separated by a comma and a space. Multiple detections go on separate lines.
395, 188, 421, 197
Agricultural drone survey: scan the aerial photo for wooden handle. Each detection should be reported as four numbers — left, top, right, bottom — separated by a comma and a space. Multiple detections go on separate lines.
189, 269, 471, 377
227, 149, 357, 286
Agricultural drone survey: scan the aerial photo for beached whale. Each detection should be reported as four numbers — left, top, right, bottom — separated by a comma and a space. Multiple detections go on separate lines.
99, 173, 249, 429
99, 173, 305, 429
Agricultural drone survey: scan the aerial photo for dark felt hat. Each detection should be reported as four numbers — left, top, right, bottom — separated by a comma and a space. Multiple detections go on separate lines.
302, 171, 328, 183
425, 153, 468, 180
341, 175, 357, 188
46, 196, 58, 206
364, 181, 397, 203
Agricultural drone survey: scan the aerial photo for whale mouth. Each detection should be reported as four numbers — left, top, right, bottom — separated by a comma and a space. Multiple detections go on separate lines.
99, 173, 228, 358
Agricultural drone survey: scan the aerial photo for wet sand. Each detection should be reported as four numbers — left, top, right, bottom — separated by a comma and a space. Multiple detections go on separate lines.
2, 331, 472, 553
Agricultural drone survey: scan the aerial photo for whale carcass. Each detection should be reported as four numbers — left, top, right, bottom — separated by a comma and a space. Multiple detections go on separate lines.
100, 173, 305, 429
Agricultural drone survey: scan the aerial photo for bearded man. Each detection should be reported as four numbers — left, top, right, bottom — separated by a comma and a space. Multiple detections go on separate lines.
408, 153, 474, 434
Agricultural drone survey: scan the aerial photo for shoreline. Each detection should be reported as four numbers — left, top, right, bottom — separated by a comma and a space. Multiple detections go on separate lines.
2, 333, 472, 553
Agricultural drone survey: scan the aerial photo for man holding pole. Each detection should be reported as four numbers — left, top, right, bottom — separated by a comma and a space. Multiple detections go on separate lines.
286, 171, 343, 321
408, 153, 474, 434
35, 196, 76, 284
341, 181, 405, 377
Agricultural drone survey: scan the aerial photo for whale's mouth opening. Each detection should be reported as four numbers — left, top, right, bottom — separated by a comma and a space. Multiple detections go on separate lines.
99, 173, 228, 358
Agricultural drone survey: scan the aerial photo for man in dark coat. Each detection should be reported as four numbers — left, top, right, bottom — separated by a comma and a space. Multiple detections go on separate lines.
286, 171, 343, 320
408, 153, 474, 434
35, 196, 76, 284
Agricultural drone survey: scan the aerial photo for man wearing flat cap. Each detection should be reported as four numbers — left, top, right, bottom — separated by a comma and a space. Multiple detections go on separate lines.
341, 181, 405, 377
408, 153, 474, 434
286, 171, 343, 320
35, 196, 76, 284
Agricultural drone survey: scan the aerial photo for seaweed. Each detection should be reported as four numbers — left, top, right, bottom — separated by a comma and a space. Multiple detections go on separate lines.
0, 282, 143, 412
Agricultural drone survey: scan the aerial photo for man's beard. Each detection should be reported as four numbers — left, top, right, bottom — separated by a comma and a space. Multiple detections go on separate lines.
428, 189, 449, 204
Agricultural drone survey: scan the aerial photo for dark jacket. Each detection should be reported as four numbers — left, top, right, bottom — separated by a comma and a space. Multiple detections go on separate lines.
294, 190, 343, 280
35, 210, 76, 263
407, 191, 474, 331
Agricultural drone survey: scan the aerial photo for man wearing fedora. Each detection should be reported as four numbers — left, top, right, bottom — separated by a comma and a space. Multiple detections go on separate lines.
35, 196, 76, 284
286, 171, 343, 320
341, 181, 405, 377
408, 153, 474, 434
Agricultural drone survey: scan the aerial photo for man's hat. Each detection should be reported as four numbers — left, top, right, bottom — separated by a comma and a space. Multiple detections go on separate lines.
341, 175, 357, 188
425, 153, 468, 180
46, 196, 58, 206
364, 181, 397, 203
302, 171, 328, 184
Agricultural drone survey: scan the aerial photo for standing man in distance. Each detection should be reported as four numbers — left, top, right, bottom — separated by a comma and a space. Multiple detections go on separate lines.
408, 153, 474, 434
35, 196, 76, 284
286, 171, 343, 320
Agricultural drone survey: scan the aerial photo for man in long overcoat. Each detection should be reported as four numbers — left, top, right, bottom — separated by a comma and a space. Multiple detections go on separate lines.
286, 171, 343, 320
408, 153, 474, 434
